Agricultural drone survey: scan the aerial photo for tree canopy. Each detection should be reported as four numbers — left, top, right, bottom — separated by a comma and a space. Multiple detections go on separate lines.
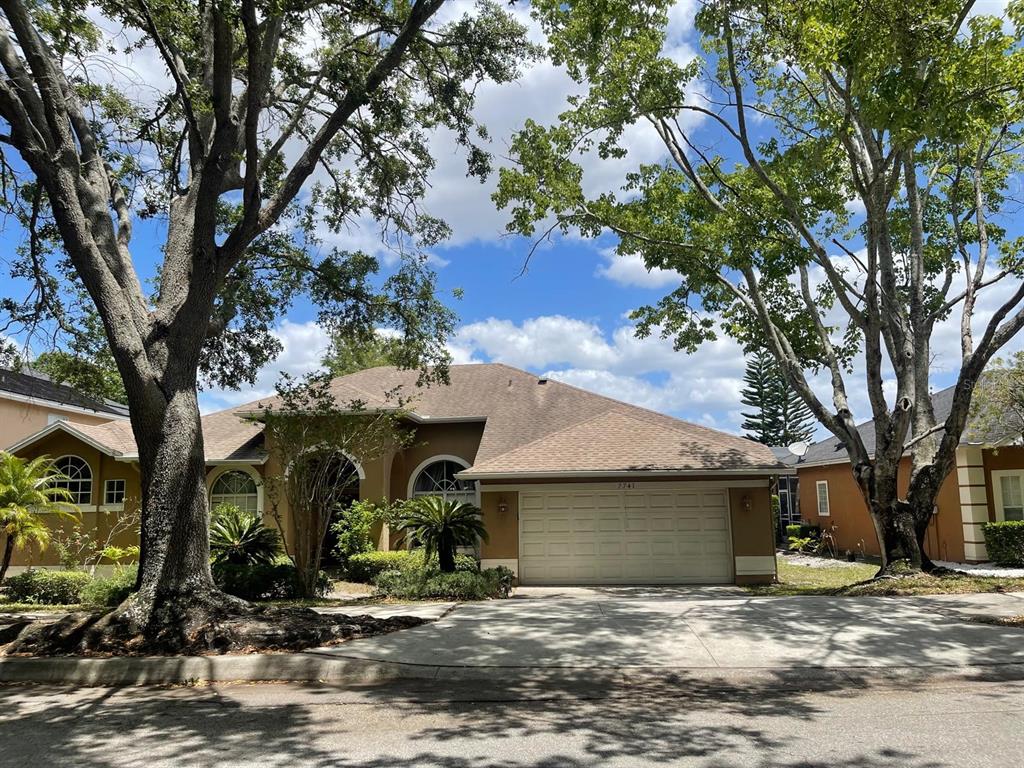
496, 0, 1024, 571
0, 0, 535, 645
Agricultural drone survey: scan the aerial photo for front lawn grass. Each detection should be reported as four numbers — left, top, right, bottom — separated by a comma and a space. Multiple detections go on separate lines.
743, 558, 1024, 597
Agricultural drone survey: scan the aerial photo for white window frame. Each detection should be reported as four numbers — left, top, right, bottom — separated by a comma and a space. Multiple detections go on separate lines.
815, 480, 831, 517
52, 455, 93, 507
407, 455, 476, 505
206, 466, 264, 515
103, 478, 126, 509
992, 470, 1024, 522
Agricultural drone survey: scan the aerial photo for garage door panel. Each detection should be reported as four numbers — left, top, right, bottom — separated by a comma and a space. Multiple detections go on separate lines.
519, 488, 734, 585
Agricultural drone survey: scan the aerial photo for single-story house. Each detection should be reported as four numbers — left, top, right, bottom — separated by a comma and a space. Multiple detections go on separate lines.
1, 366, 129, 449
795, 384, 1024, 563
7, 364, 786, 584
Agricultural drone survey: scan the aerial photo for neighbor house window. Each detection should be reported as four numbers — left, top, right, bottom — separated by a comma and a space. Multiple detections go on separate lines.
410, 458, 475, 504
209, 469, 259, 513
104, 479, 126, 506
52, 455, 93, 505
815, 480, 830, 517
993, 471, 1024, 522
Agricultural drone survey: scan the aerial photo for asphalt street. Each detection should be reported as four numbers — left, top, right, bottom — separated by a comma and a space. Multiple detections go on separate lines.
2, 674, 1022, 767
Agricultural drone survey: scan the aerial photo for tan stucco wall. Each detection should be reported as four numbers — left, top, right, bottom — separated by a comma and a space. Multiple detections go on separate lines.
0, 398, 117, 450
479, 491, 519, 559
388, 421, 484, 501
10, 429, 142, 567
798, 457, 964, 562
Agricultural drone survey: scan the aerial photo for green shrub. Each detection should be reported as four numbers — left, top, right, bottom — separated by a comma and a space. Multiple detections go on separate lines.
4, 569, 91, 604
785, 523, 820, 541
331, 500, 413, 566
81, 565, 138, 607
983, 521, 1024, 566
373, 566, 513, 600
344, 548, 478, 582
345, 550, 414, 582
213, 562, 329, 600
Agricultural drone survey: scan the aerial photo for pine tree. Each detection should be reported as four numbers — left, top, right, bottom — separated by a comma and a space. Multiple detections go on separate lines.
776, 382, 815, 445
741, 350, 816, 445
740, 350, 781, 444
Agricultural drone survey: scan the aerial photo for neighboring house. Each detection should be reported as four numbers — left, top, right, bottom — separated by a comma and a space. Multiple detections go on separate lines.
795, 384, 1024, 563
8, 364, 786, 585
0, 367, 129, 449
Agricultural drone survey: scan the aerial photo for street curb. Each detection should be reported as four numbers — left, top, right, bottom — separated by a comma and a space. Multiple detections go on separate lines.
4, 651, 1024, 688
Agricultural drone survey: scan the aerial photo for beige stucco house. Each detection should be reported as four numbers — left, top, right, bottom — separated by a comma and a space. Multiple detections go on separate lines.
1, 367, 129, 449
8, 364, 786, 585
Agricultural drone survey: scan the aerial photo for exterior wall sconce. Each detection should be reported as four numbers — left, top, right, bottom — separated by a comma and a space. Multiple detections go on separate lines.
497, 497, 509, 514
742, 495, 752, 513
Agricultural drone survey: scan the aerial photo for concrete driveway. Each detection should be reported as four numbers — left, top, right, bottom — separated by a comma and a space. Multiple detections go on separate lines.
326, 587, 1024, 671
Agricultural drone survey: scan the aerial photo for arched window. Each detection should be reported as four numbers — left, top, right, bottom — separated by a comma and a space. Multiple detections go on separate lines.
53, 455, 93, 505
209, 469, 260, 514
410, 458, 475, 504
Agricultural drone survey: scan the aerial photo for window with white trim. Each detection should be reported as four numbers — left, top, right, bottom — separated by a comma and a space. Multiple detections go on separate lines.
104, 479, 126, 506
993, 471, 1024, 522
209, 470, 260, 514
52, 455, 93, 505
815, 480, 830, 517
411, 459, 475, 504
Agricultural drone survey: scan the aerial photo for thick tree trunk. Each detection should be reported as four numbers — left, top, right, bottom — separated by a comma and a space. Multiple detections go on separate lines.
106, 377, 248, 645
869, 500, 925, 574
0, 535, 14, 582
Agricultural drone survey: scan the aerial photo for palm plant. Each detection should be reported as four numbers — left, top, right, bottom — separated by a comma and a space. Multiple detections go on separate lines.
209, 503, 283, 566
397, 497, 488, 573
0, 452, 78, 581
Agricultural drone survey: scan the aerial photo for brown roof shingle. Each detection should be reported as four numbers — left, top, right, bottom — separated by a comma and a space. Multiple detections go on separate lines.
19, 364, 781, 474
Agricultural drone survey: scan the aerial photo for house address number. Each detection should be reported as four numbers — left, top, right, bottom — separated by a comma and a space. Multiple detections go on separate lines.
616, 481, 637, 490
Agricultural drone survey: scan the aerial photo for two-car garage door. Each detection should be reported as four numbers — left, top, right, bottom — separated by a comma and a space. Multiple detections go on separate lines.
518, 487, 733, 584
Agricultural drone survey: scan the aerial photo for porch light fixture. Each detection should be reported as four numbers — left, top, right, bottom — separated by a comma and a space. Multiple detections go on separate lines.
741, 495, 752, 513
497, 497, 509, 515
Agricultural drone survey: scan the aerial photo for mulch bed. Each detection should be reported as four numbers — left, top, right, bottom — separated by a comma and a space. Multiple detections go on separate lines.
0, 606, 426, 658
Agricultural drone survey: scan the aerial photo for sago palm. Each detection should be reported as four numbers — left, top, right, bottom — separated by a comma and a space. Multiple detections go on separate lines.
209, 503, 283, 566
398, 497, 488, 573
0, 452, 78, 581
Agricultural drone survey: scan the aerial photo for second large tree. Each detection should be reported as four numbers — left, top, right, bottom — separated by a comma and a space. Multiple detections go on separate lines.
497, 0, 1024, 574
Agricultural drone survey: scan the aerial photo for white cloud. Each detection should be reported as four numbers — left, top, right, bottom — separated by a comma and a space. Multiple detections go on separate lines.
596, 249, 681, 289
453, 313, 749, 432
199, 320, 332, 412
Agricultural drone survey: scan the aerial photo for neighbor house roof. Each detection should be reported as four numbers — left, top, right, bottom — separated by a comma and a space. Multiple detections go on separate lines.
6, 400, 267, 464
8, 363, 784, 475
798, 383, 1009, 468
0, 367, 129, 419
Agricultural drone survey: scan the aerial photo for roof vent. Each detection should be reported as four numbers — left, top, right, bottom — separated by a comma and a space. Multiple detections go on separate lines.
537, 377, 548, 385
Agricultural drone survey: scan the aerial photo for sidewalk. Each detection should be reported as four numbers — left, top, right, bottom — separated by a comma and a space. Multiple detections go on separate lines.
2, 591, 1022, 687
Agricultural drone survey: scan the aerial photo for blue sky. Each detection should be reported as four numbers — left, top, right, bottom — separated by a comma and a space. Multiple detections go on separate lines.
3, 0, 1023, 442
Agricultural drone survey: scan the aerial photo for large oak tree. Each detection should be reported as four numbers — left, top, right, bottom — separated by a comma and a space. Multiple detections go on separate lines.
496, 0, 1024, 574
0, 0, 532, 646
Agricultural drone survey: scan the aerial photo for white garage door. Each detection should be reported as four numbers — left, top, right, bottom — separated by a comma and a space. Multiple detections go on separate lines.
518, 487, 733, 584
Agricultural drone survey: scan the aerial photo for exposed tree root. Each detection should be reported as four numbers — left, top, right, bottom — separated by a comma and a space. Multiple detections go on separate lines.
1, 593, 425, 657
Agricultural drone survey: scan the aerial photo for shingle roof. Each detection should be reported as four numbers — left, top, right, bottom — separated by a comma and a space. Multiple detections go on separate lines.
11, 404, 266, 463
12, 363, 784, 473
799, 384, 992, 466
0, 367, 129, 418
245, 363, 782, 475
